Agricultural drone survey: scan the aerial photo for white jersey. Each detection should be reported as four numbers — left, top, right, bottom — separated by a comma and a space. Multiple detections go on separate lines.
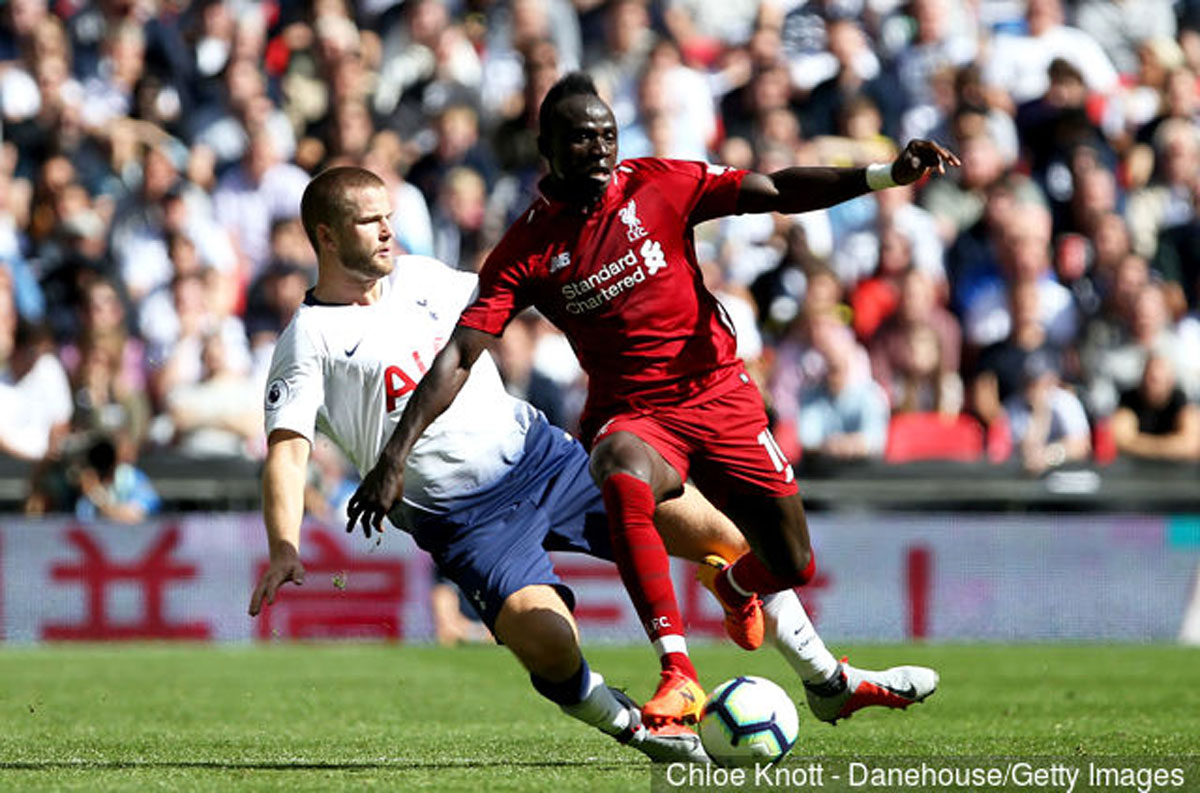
263, 255, 539, 512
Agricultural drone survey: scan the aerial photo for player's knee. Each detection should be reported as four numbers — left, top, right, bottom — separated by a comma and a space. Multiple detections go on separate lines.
763, 545, 814, 586
792, 547, 815, 585
589, 434, 652, 484
514, 615, 580, 681
496, 588, 581, 681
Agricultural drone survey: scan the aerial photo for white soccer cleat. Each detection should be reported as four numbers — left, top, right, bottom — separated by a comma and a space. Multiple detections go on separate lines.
804, 659, 938, 724
609, 687, 711, 764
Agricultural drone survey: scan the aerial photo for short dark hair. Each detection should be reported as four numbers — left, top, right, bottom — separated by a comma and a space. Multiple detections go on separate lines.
86, 437, 118, 479
538, 71, 601, 142
299, 166, 386, 252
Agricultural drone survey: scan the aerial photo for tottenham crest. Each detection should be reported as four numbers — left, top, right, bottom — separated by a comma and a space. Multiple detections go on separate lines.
265, 377, 292, 412
619, 200, 648, 242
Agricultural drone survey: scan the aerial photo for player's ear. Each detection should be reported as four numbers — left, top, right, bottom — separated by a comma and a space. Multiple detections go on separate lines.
315, 223, 334, 252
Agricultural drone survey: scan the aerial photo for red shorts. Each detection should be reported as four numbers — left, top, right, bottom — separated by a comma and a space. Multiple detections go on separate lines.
582, 370, 798, 503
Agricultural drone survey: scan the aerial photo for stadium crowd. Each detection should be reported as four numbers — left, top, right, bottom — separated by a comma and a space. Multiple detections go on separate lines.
2, 0, 1200, 517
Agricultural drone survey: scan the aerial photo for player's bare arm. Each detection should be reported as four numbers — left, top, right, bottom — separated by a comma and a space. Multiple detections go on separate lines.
735, 139, 960, 215
248, 429, 311, 616
345, 324, 495, 537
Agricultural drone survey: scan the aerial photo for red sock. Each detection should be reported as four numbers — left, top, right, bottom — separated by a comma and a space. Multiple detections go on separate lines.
727, 550, 816, 596
601, 473, 695, 681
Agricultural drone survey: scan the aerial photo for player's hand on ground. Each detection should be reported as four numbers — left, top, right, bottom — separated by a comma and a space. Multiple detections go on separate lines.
346, 462, 403, 539
248, 546, 305, 616
891, 140, 960, 185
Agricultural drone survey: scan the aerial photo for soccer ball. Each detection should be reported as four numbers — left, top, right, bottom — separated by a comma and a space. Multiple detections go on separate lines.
699, 676, 799, 767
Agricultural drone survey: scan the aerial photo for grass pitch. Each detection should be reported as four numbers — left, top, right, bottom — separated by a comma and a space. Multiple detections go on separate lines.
0, 643, 1197, 792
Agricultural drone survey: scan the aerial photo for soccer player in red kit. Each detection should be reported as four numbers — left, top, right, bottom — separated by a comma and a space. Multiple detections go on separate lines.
349, 72, 959, 726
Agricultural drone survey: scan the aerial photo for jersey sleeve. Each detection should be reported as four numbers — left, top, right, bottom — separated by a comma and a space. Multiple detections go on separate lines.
636, 158, 748, 226
456, 226, 537, 336
263, 318, 326, 444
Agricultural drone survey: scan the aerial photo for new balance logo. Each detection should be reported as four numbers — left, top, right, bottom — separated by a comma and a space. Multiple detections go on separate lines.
550, 251, 572, 272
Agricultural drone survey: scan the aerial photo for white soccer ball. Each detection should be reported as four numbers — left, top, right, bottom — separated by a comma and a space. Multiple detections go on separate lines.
699, 676, 799, 767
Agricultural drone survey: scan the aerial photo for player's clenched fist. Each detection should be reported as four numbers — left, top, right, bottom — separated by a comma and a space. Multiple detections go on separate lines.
248, 546, 306, 616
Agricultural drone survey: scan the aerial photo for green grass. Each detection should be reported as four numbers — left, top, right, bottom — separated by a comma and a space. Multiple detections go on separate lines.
0, 643, 1197, 791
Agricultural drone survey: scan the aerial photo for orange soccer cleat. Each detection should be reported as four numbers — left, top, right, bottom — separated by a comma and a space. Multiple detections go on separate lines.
696, 555, 765, 651
641, 668, 706, 727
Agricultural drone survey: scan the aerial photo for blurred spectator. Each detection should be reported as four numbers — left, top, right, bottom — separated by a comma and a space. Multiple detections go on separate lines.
406, 103, 498, 208
1074, 0, 1177, 76
1111, 353, 1200, 463
211, 127, 309, 278
662, 0, 764, 67
586, 0, 654, 127
1082, 281, 1200, 417
833, 184, 945, 296
870, 268, 963, 415
795, 323, 890, 461
621, 40, 715, 161
1126, 119, 1200, 259
848, 223, 909, 341
769, 268, 862, 427
145, 269, 251, 410
244, 258, 311, 378
165, 331, 263, 458
972, 279, 1063, 417
79, 21, 145, 130
962, 202, 1078, 350
1004, 352, 1091, 474
0, 319, 72, 462
431, 166, 491, 272
801, 17, 902, 141
74, 434, 160, 523
479, 0, 581, 121
494, 312, 569, 429
893, 0, 977, 129
922, 129, 1041, 245
374, 0, 481, 133
1014, 59, 1113, 216
982, 0, 1119, 107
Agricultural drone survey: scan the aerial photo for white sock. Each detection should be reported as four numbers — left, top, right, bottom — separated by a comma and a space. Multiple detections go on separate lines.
560, 672, 633, 736
762, 590, 840, 684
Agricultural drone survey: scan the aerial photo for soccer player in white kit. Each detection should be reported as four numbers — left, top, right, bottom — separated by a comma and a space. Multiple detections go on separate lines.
247, 166, 720, 762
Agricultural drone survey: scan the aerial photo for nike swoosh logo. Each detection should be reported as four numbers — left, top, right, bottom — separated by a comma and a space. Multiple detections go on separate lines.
680, 689, 697, 703
345, 340, 362, 357
882, 683, 918, 700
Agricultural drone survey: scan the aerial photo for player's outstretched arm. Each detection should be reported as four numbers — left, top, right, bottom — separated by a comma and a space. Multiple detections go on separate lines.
345, 325, 494, 537
249, 429, 311, 616
735, 139, 960, 215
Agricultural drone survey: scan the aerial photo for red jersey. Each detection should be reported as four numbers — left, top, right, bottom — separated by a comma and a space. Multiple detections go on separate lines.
458, 158, 748, 414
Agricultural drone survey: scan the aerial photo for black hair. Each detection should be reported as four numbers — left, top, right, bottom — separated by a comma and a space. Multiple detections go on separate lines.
86, 437, 118, 479
537, 71, 601, 142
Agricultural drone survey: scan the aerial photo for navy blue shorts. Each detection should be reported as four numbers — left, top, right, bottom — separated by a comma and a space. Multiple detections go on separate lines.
401, 419, 612, 632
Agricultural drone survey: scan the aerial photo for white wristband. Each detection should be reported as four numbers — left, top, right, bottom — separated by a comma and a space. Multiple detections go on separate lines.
865, 162, 898, 191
